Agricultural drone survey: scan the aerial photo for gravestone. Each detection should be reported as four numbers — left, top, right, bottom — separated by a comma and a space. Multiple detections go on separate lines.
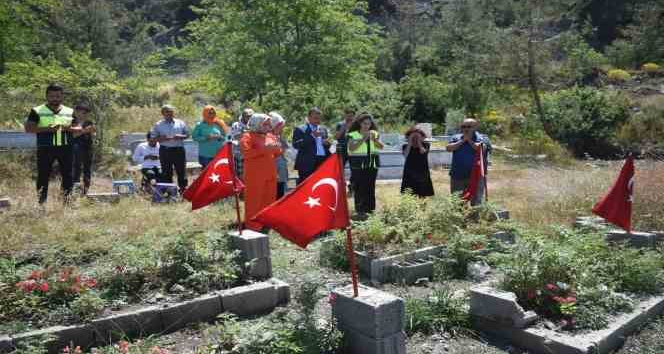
332, 284, 406, 354
470, 287, 538, 328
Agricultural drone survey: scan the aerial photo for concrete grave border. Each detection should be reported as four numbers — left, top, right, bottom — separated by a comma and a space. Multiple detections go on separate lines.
2, 279, 290, 354
471, 287, 664, 354
355, 229, 515, 285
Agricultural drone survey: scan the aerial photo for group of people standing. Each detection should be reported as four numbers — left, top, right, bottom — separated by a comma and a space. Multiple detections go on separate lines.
25, 83, 491, 214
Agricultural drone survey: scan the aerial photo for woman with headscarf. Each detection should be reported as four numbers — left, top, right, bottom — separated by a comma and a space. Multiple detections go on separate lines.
240, 113, 282, 231
268, 111, 290, 198
401, 127, 434, 197
192, 105, 230, 168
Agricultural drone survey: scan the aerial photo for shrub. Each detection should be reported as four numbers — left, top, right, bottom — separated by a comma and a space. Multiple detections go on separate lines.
617, 96, 664, 154
159, 232, 242, 292
404, 289, 471, 336
538, 86, 631, 158
69, 291, 105, 321
642, 62, 661, 74
496, 227, 664, 331
607, 69, 632, 83
204, 280, 343, 354
433, 233, 488, 280
318, 233, 349, 271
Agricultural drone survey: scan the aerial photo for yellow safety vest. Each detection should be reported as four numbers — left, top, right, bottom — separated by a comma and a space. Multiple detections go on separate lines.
347, 130, 379, 156
347, 130, 380, 169
34, 104, 74, 146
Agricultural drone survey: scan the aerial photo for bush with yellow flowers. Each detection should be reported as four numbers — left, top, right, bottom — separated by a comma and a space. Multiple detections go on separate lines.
607, 69, 632, 83
642, 63, 661, 74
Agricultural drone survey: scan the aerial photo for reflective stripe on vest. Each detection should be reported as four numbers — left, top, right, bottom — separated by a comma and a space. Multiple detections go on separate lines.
347, 131, 378, 156
34, 104, 74, 146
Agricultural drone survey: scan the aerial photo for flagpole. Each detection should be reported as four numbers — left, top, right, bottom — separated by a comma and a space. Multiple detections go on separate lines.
338, 152, 359, 297
481, 144, 488, 202
228, 142, 243, 235
345, 226, 359, 297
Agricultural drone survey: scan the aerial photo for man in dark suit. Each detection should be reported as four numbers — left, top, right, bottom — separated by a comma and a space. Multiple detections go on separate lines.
292, 107, 331, 184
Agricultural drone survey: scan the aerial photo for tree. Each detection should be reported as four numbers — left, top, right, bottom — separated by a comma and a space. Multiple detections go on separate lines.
0, 0, 56, 74
186, 0, 379, 102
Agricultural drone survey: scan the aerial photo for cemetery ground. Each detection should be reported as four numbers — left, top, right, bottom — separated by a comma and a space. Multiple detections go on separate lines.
1, 153, 664, 354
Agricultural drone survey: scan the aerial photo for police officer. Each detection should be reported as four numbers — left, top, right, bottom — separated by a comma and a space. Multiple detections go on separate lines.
24, 83, 81, 204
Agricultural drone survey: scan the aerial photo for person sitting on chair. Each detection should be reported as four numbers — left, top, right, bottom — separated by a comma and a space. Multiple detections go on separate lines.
132, 132, 162, 192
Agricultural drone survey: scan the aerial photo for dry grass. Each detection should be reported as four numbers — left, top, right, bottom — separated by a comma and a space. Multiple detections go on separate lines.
2, 153, 663, 258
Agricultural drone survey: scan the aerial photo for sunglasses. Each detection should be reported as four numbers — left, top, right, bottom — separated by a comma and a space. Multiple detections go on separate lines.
461, 125, 472, 129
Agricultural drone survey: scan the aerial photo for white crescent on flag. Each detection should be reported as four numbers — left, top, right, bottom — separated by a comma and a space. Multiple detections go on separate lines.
214, 158, 230, 169
311, 178, 339, 211
627, 176, 635, 202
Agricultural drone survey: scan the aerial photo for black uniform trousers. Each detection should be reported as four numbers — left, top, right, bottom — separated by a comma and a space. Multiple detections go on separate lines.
37, 145, 73, 203
159, 146, 188, 191
351, 167, 377, 215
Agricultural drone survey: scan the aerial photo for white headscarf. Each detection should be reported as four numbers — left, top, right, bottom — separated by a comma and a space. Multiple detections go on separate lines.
247, 113, 271, 133
268, 111, 285, 129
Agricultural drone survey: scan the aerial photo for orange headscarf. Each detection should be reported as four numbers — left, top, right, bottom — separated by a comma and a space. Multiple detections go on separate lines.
202, 105, 229, 132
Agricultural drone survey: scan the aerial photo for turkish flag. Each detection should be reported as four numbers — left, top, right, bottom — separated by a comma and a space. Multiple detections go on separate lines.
252, 154, 350, 248
592, 156, 635, 232
183, 143, 244, 210
462, 145, 486, 202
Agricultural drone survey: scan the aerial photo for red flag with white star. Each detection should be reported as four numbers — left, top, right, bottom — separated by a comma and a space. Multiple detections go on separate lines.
592, 156, 635, 232
183, 143, 244, 210
252, 154, 350, 248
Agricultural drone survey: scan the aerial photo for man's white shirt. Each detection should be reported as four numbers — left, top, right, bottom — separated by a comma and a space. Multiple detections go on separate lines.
132, 142, 161, 169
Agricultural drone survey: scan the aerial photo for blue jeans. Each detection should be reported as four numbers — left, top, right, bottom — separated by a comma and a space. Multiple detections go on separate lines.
199, 156, 214, 168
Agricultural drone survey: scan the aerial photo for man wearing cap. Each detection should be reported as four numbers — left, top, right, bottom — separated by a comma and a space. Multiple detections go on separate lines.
230, 107, 254, 180
24, 83, 82, 204
446, 118, 492, 205
150, 104, 190, 192
71, 103, 96, 195
292, 107, 331, 184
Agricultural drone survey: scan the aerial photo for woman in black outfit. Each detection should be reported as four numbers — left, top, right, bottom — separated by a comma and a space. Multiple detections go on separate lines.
400, 127, 434, 197
71, 104, 95, 194
347, 113, 384, 217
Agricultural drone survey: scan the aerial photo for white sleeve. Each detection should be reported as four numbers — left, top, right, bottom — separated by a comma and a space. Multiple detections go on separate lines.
132, 145, 145, 164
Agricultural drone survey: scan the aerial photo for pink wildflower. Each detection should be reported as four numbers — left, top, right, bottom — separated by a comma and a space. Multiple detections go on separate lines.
29, 270, 44, 280
545, 283, 558, 292
526, 290, 537, 300
40, 282, 50, 292
118, 340, 130, 354
62, 346, 70, 354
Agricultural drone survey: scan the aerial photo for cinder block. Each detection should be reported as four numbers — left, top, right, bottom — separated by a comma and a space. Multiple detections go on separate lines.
342, 329, 406, 354
160, 293, 223, 333
332, 284, 405, 339
491, 231, 516, 244
0, 335, 14, 352
389, 261, 433, 285
12, 325, 94, 353
650, 231, 664, 245
470, 287, 537, 328
269, 278, 291, 306
247, 257, 272, 279
228, 230, 270, 260
605, 230, 656, 248
90, 306, 163, 345
221, 281, 277, 316
86, 193, 121, 203
496, 209, 510, 220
